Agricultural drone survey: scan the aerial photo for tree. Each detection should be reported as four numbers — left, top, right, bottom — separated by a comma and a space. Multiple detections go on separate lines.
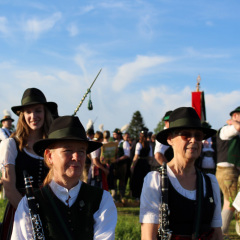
154, 120, 164, 134
128, 111, 147, 140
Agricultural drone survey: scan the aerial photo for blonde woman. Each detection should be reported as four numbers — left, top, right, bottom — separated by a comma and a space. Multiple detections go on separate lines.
0, 88, 58, 240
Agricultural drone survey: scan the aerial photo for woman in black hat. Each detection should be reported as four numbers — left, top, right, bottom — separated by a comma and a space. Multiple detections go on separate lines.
11, 116, 117, 239
0, 88, 58, 240
140, 107, 223, 240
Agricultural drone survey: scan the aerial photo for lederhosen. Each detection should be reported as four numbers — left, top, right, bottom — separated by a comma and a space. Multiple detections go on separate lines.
0, 138, 48, 240
34, 182, 103, 240
158, 170, 215, 240
131, 144, 151, 198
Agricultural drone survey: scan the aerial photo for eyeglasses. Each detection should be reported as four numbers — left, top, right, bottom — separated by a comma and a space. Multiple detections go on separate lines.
174, 130, 205, 142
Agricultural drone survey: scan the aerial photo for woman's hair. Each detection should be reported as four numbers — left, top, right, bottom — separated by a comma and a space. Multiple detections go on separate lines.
12, 105, 53, 151
93, 131, 103, 142
103, 130, 110, 139
139, 132, 149, 149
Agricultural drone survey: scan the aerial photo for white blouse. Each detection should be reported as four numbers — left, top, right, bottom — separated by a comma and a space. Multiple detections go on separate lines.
0, 138, 43, 167
140, 165, 222, 228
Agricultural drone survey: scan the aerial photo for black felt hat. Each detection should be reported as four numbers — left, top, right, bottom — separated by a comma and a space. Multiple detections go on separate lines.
33, 116, 102, 156
156, 107, 216, 145
230, 106, 240, 116
1, 110, 14, 123
113, 128, 122, 135
162, 110, 172, 121
11, 88, 58, 117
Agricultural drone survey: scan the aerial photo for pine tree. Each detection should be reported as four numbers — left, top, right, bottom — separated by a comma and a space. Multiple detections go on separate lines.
128, 111, 147, 139
154, 120, 165, 134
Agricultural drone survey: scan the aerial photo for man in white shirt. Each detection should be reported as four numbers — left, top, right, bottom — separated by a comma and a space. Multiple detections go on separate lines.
0, 110, 14, 142
216, 106, 240, 237
11, 116, 117, 240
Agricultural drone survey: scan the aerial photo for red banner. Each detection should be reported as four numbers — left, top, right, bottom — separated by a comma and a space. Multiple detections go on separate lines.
192, 91, 206, 121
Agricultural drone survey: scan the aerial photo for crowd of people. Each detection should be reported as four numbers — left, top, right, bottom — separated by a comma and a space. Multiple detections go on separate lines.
0, 87, 240, 239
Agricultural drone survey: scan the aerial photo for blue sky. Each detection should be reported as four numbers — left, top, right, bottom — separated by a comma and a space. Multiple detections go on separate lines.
1, 0, 240, 134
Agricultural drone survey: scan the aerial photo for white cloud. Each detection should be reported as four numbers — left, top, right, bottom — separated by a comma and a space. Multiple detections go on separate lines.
67, 23, 79, 37
138, 14, 154, 39
205, 91, 240, 129
23, 12, 62, 39
206, 21, 214, 26
80, 5, 95, 14
14, 70, 57, 87
112, 55, 174, 91
0, 16, 8, 34
184, 47, 229, 59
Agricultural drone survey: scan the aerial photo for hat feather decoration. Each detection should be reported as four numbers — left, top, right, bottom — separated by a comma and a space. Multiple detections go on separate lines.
3, 109, 12, 117
121, 124, 129, 133
99, 124, 104, 132
86, 119, 94, 131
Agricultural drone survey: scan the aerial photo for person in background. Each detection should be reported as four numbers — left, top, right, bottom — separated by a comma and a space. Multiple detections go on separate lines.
0, 110, 14, 142
154, 110, 173, 166
215, 106, 240, 238
11, 115, 117, 240
83, 125, 95, 183
131, 129, 152, 199
110, 128, 130, 202
88, 131, 109, 190
103, 130, 110, 143
86, 127, 95, 141
0, 88, 58, 240
195, 121, 217, 175
140, 107, 222, 240
0, 110, 15, 199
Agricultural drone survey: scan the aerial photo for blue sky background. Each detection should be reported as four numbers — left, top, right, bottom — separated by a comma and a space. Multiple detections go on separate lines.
1, 0, 240, 134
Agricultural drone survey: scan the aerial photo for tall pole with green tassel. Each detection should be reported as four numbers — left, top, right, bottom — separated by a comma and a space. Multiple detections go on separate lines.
72, 68, 102, 116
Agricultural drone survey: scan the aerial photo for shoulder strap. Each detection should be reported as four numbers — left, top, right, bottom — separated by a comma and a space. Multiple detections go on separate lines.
193, 168, 204, 239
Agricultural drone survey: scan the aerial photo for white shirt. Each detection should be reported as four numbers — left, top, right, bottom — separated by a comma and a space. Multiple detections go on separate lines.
154, 140, 169, 155
11, 180, 117, 240
119, 140, 131, 157
0, 127, 11, 141
0, 138, 43, 166
139, 166, 222, 228
217, 124, 240, 167
90, 147, 101, 159
135, 142, 153, 157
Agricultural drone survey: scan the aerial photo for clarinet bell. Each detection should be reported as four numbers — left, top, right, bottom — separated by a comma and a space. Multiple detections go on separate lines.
88, 99, 93, 110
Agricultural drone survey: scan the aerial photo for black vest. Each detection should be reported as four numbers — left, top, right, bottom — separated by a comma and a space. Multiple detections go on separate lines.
34, 182, 103, 240
216, 129, 240, 166
139, 143, 150, 158
14, 138, 48, 191
168, 173, 215, 236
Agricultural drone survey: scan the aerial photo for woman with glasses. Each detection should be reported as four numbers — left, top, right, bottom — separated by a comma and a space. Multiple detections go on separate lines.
140, 107, 223, 240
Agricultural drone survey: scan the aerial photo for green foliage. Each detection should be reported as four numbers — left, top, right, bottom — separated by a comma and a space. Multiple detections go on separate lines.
0, 199, 7, 222
115, 207, 141, 240
154, 120, 165, 134
128, 111, 146, 139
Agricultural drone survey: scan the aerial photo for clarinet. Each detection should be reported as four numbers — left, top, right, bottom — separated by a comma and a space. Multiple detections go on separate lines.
23, 170, 45, 240
158, 162, 172, 240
